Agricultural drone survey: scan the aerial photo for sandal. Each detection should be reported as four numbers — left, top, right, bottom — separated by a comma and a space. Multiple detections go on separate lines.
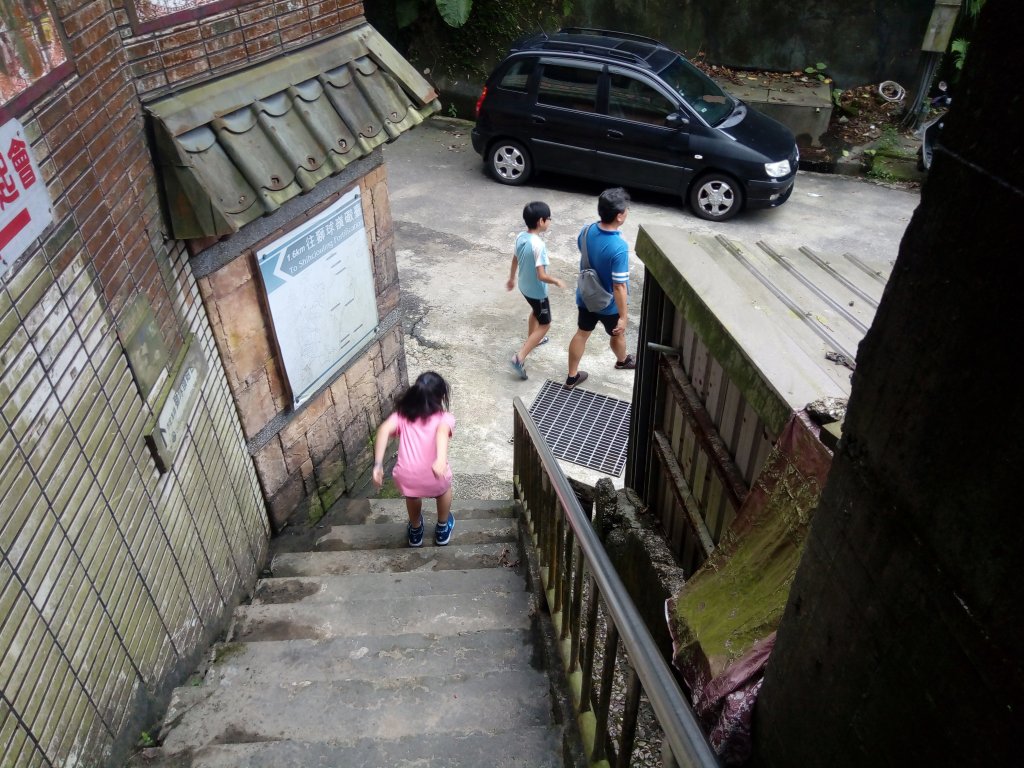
615, 354, 637, 370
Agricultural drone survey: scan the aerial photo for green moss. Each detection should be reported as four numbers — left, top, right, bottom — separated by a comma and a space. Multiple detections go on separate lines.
212, 642, 245, 665
376, 477, 404, 499
306, 493, 325, 525
670, 444, 822, 673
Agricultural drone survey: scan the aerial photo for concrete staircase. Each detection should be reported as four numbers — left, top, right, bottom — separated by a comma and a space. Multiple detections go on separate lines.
142, 498, 570, 767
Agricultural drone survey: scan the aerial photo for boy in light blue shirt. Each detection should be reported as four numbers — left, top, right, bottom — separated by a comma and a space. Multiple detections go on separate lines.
506, 201, 565, 379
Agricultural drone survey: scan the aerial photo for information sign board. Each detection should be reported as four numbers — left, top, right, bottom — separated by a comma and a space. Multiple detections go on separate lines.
256, 188, 379, 406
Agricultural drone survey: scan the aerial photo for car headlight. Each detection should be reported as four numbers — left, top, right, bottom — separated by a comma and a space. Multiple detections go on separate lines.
765, 159, 791, 178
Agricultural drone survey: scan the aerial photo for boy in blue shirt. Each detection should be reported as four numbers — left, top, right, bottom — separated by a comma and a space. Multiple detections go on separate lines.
506, 201, 565, 379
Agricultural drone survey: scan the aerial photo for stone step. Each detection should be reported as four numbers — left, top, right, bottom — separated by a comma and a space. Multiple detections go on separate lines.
315, 517, 516, 551
159, 670, 556, 754
271, 542, 520, 576
229, 587, 532, 641
320, 497, 514, 526
163, 726, 565, 767
368, 497, 514, 519
251, 569, 526, 606
203, 628, 540, 686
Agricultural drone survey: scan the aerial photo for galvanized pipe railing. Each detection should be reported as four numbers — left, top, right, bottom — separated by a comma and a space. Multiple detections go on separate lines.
512, 398, 719, 768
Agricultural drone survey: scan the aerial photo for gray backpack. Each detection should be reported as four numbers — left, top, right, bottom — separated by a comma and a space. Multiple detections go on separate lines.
577, 224, 614, 312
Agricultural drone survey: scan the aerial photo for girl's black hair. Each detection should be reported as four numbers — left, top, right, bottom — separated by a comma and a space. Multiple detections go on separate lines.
395, 371, 450, 421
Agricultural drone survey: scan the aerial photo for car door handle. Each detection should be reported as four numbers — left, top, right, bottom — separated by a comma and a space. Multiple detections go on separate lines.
607, 129, 624, 138
532, 115, 546, 124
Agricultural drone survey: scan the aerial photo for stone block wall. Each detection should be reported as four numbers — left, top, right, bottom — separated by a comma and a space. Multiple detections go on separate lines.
196, 164, 407, 528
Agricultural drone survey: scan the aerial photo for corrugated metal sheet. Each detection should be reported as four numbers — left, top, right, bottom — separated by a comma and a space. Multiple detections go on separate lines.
147, 23, 440, 239
632, 226, 892, 572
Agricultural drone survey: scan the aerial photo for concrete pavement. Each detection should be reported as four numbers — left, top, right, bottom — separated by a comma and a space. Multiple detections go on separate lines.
380, 117, 920, 499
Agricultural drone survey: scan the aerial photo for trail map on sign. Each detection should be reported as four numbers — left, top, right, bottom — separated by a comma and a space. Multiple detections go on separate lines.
257, 188, 378, 406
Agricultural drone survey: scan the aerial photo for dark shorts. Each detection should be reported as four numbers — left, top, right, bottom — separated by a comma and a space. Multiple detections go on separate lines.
524, 295, 552, 325
577, 306, 619, 335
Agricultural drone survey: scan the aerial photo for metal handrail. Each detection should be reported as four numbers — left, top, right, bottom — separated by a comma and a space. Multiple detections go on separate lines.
513, 397, 719, 767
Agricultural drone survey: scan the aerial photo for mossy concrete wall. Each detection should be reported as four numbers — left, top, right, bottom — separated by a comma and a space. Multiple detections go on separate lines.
574, 0, 933, 89
377, 0, 935, 113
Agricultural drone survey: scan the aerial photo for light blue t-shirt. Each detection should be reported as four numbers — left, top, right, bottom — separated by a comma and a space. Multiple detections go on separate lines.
575, 224, 629, 314
515, 231, 549, 300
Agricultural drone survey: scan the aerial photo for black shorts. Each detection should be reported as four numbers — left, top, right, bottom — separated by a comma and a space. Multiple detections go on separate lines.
577, 306, 619, 335
524, 295, 552, 325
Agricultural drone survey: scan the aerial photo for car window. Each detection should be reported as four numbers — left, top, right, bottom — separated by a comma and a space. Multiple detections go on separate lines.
536, 64, 599, 113
498, 59, 535, 93
608, 74, 676, 126
657, 56, 733, 125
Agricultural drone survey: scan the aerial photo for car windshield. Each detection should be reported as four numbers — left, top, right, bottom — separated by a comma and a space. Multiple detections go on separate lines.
658, 55, 734, 125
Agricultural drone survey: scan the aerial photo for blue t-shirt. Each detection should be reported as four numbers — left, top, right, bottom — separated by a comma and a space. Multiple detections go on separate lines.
576, 223, 629, 314
515, 231, 550, 299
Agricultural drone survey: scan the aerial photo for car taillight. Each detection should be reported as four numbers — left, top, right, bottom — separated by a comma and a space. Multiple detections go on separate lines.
475, 86, 488, 117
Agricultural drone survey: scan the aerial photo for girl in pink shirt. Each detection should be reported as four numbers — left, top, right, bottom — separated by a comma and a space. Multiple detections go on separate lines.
372, 371, 456, 547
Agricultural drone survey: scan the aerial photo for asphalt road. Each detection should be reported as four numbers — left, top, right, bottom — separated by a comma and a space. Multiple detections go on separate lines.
380, 117, 920, 499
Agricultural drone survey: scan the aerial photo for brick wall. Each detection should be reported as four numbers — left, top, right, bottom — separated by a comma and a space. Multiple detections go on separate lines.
0, 0, 383, 764
123, 0, 365, 96
198, 164, 407, 527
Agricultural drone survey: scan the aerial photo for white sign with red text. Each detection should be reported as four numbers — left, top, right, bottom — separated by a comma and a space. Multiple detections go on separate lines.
1, 119, 52, 278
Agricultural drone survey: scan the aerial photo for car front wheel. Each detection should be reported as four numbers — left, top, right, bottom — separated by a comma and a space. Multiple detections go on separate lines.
689, 173, 743, 221
488, 140, 532, 185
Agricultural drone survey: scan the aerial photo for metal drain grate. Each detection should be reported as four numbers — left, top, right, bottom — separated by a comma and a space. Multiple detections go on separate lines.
529, 380, 632, 476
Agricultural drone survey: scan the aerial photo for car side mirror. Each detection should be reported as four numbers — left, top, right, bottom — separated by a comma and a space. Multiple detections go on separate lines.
666, 112, 690, 129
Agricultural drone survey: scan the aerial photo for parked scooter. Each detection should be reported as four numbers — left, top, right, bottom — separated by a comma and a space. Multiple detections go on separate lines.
917, 82, 952, 171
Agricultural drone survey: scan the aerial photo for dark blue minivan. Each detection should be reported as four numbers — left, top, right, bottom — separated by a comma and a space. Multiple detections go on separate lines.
472, 28, 799, 221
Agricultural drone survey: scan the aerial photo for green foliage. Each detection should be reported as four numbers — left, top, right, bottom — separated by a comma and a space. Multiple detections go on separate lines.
950, 37, 969, 70
831, 87, 843, 107
963, 0, 985, 19
137, 732, 157, 748
394, 0, 473, 29
437, 0, 472, 27
395, 0, 419, 28
803, 62, 831, 84
947, 0, 985, 75
877, 126, 901, 153
410, 0, 543, 79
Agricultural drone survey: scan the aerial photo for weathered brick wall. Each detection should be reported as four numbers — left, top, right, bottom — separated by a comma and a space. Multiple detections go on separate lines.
123, 0, 365, 95
197, 164, 407, 527
0, 0, 381, 764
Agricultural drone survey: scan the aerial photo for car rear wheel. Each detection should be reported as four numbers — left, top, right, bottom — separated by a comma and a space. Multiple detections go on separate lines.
689, 173, 743, 221
488, 140, 532, 185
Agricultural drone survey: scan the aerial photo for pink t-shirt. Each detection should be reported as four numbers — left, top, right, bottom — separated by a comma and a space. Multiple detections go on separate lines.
388, 410, 455, 498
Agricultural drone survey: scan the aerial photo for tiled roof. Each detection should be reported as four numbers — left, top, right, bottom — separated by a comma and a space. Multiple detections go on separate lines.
147, 23, 439, 239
